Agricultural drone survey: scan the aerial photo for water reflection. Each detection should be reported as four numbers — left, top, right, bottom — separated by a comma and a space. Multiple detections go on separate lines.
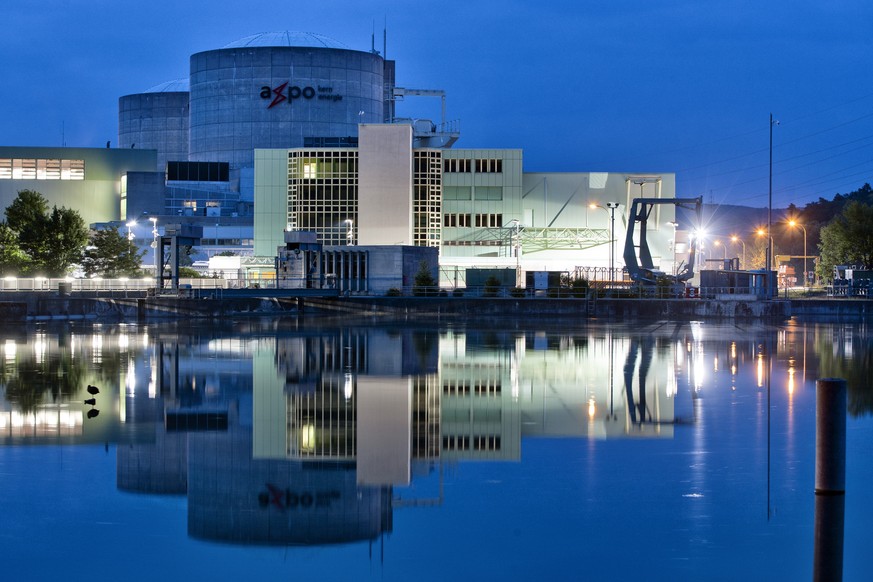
0, 318, 871, 552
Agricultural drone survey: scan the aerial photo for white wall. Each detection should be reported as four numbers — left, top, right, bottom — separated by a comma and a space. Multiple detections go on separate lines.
357, 124, 413, 246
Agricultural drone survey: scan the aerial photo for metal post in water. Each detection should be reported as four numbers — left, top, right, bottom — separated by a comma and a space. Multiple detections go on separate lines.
813, 378, 847, 582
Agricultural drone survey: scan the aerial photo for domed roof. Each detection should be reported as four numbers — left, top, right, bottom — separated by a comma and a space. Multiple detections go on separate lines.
144, 79, 190, 93
223, 31, 349, 50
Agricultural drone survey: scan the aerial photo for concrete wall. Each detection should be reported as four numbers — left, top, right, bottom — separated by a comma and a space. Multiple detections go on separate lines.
357, 125, 413, 246
253, 149, 290, 256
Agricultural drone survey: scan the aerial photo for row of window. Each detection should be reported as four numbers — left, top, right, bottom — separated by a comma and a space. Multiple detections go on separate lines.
443, 158, 503, 173
0, 158, 84, 180
442, 435, 502, 451
442, 382, 503, 396
444, 213, 503, 228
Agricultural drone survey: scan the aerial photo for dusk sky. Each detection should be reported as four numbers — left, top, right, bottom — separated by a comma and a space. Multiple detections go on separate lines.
1, 0, 871, 209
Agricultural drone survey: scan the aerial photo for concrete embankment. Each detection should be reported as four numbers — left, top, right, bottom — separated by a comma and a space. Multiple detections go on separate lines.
9, 293, 872, 323
0, 293, 300, 322
298, 296, 791, 320
788, 298, 873, 320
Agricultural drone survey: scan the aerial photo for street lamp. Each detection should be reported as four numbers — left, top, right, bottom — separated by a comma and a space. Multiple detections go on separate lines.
126, 220, 137, 254
507, 219, 522, 287
713, 239, 727, 261
767, 114, 779, 297
606, 202, 620, 283
788, 219, 808, 288
149, 217, 158, 277
730, 235, 746, 270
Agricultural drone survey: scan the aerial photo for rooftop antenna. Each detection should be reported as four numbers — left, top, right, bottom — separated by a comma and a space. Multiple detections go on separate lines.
371, 21, 376, 54
383, 19, 387, 59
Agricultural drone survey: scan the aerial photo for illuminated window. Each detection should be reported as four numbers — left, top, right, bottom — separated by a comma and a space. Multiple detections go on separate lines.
0, 158, 83, 180
303, 160, 317, 179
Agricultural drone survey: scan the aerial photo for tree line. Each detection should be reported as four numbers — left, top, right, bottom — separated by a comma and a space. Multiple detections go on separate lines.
0, 190, 145, 278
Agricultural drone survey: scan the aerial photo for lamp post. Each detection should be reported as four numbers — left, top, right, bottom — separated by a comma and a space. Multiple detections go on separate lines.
767, 114, 779, 297
668, 221, 679, 275
788, 219, 808, 288
149, 217, 158, 277
606, 202, 620, 283
126, 220, 137, 254
507, 219, 522, 287
730, 235, 746, 270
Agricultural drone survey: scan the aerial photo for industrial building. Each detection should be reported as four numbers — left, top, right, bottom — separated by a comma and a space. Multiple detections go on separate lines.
0, 31, 681, 283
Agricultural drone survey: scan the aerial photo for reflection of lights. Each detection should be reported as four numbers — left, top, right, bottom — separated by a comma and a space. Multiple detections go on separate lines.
730, 342, 736, 359
344, 372, 354, 400
588, 397, 596, 419
788, 365, 795, 395
1, 410, 83, 435
300, 424, 316, 451
5, 339, 17, 361
118, 334, 129, 350
33, 333, 47, 363
148, 355, 157, 399
757, 352, 764, 388
713, 355, 718, 372
126, 359, 136, 395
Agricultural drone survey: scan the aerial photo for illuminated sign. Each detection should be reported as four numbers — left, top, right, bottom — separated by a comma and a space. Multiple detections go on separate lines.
260, 83, 343, 108
257, 483, 341, 509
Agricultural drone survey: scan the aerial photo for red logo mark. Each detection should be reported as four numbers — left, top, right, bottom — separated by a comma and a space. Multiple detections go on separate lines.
269, 82, 288, 108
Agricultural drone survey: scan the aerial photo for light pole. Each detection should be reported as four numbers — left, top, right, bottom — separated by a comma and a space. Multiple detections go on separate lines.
149, 217, 158, 277
126, 220, 137, 254
507, 219, 522, 287
730, 235, 746, 270
668, 221, 679, 275
788, 219, 808, 288
767, 114, 779, 297
606, 202, 620, 283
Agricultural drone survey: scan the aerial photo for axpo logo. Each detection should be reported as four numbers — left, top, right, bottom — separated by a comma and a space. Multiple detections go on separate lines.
260, 82, 342, 108
257, 483, 341, 510
261, 82, 316, 108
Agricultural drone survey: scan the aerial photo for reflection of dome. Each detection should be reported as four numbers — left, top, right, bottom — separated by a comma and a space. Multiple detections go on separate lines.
144, 79, 190, 93
223, 31, 349, 49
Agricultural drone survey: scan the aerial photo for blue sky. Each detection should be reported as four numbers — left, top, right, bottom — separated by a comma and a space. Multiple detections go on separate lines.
1, 0, 871, 209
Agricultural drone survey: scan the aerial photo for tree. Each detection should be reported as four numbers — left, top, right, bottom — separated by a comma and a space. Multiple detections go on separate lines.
81, 226, 146, 278
3, 190, 89, 276
817, 201, 873, 281
0, 223, 27, 275
412, 260, 438, 296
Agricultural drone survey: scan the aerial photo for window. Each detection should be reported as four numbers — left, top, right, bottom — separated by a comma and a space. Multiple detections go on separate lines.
0, 158, 84, 180
443, 213, 472, 227
475, 158, 502, 173
475, 213, 503, 227
443, 158, 471, 173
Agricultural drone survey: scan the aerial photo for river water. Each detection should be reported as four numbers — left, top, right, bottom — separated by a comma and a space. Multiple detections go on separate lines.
0, 317, 870, 581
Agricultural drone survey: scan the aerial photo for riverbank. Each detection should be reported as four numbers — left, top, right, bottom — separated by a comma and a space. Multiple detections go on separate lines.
0, 291, 810, 321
